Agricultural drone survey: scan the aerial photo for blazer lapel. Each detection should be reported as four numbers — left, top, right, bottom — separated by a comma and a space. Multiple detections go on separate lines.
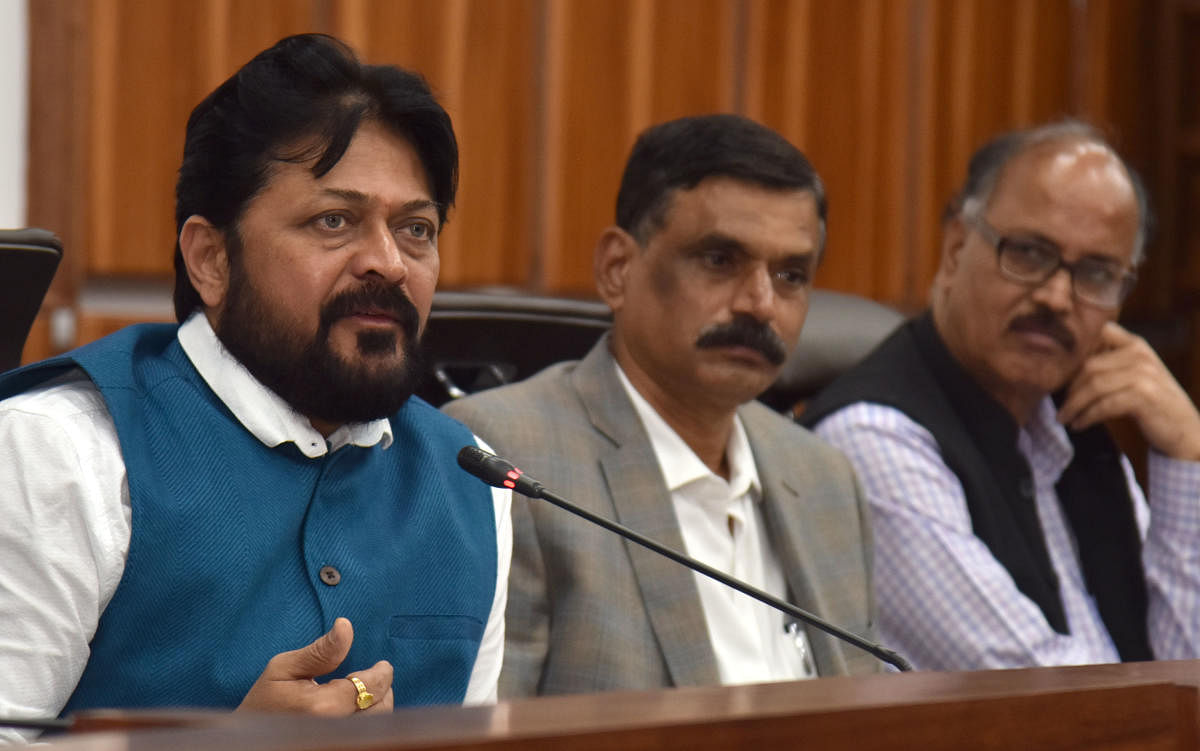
745, 407, 851, 676
572, 341, 720, 687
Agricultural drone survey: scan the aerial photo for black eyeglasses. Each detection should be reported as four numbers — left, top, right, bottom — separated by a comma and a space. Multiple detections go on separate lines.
967, 214, 1137, 309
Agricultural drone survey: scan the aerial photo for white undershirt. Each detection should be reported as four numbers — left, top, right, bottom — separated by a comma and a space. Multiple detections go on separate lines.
615, 365, 816, 683
0, 314, 510, 743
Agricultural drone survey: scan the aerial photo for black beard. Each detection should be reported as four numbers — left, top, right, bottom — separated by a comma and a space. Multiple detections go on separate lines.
215, 268, 427, 426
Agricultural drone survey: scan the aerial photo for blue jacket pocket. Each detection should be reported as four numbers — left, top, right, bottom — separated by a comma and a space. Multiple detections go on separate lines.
389, 614, 485, 642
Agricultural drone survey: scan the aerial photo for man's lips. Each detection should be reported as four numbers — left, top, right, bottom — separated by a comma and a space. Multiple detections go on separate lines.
344, 309, 401, 324
711, 343, 773, 365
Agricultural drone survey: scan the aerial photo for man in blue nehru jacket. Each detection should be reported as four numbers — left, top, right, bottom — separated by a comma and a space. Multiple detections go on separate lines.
0, 34, 510, 740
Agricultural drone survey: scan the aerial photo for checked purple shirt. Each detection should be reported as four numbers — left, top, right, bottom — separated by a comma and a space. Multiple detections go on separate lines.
814, 398, 1200, 671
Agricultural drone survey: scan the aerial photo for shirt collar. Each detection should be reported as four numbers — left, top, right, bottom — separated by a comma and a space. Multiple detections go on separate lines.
1018, 396, 1074, 481
177, 313, 393, 458
614, 361, 760, 500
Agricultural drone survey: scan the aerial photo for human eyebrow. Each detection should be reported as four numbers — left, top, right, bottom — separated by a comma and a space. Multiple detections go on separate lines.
1077, 252, 1127, 269
775, 251, 818, 269
998, 228, 1061, 250
1005, 228, 1127, 265
320, 187, 371, 205
318, 190, 441, 217
684, 233, 748, 256
393, 199, 442, 216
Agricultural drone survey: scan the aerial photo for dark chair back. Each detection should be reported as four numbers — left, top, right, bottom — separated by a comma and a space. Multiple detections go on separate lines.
419, 288, 904, 411
416, 290, 610, 407
0, 228, 63, 373
759, 289, 905, 412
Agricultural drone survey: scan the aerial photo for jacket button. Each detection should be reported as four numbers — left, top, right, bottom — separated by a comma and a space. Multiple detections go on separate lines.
319, 565, 341, 586
1018, 477, 1035, 498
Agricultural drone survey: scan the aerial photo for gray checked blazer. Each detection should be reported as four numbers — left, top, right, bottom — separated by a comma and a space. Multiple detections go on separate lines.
442, 337, 879, 698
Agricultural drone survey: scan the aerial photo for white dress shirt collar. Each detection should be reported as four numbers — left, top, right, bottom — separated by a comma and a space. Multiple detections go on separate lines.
613, 361, 813, 682
176, 313, 393, 458
613, 362, 760, 501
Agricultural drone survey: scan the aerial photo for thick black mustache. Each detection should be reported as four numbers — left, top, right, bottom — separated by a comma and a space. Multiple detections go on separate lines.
319, 282, 420, 340
695, 315, 788, 366
1009, 306, 1075, 352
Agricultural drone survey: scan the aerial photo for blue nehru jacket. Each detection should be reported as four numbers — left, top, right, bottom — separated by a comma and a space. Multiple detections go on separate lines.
0, 324, 496, 711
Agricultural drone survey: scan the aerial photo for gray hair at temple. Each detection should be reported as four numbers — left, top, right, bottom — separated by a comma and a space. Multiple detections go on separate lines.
944, 120, 1153, 266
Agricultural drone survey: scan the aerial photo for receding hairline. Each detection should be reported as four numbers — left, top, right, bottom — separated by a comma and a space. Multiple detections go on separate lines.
965, 135, 1128, 211
960, 130, 1147, 265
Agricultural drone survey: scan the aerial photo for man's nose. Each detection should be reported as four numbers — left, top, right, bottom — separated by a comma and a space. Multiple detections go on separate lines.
732, 265, 776, 322
1029, 265, 1073, 311
351, 222, 409, 284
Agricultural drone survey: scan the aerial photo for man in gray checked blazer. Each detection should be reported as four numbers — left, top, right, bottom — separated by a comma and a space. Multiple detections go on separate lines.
444, 114, 879, 698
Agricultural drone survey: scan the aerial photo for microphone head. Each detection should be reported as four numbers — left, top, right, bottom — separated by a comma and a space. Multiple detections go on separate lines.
456, 445, 545, 497
457, 445, 493, 477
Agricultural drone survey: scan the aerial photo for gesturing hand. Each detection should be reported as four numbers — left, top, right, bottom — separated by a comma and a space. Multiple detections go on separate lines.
237, 617, 394, 716
1058, 322, 1200, 462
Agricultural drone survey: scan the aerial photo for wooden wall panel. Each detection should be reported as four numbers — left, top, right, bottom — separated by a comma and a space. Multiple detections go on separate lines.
1021, 0, 1074, 122
742, 0, 811, 144
86, 0, 323, 278
88, 0, 204, 276
23, 0, 90, 364
642, 0, 738, 123
25, 0, 1180, 375
442, 0, 540, 287
1075, 0, 1167, 318
907, 0, 942, 307
26, 0, 89, 305
912, 0, 1079, 311
540, 0, 640, 293
806, 1, 915, 304
335, 0, 541, 289
739, 0, 1081, 313
539, 0, 743, 293
744, 2, 926, 309
869, 0, 921, 306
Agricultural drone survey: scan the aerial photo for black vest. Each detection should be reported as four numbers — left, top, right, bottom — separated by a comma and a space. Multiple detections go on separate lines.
802, 313, 1152, 661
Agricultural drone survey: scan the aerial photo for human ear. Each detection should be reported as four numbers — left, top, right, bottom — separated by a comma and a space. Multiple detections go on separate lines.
593, 227, 638, 312
178, 216, 230, 311
937, 215, 969, 279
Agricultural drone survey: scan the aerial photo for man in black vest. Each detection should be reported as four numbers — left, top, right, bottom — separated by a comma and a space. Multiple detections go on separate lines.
803, 120, 1200, 670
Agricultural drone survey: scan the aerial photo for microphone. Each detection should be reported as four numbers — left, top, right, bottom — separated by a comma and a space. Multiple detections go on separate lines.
0, 717, 70, 732
456, 445, 912, 672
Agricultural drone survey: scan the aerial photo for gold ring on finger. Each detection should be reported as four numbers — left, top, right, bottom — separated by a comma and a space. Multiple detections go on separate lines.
347, 675, 374, 711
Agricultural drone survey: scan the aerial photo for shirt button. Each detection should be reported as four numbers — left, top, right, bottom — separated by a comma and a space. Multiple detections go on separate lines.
319, 566, 341, 586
